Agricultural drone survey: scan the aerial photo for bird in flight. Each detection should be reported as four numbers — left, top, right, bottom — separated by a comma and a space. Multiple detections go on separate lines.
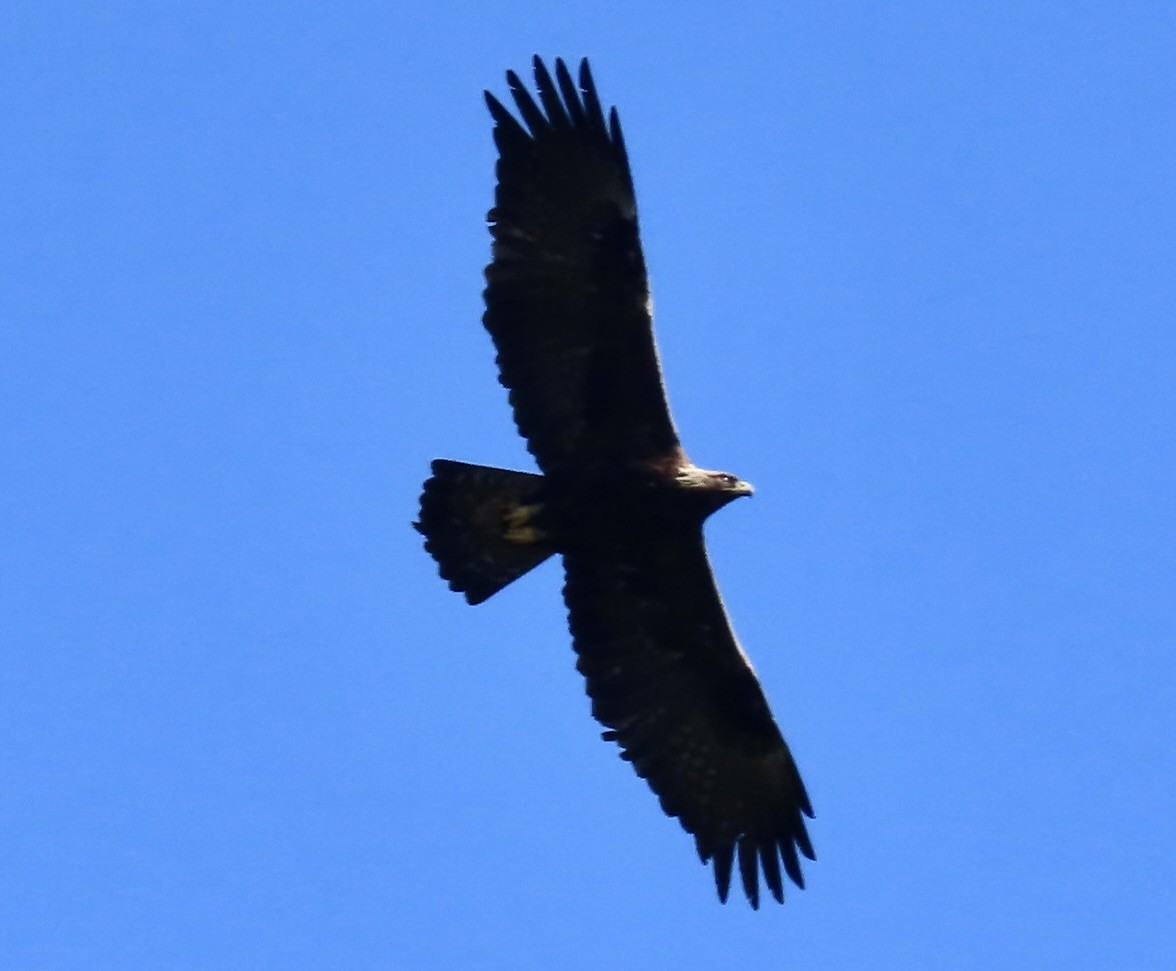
415, 57, 814, 908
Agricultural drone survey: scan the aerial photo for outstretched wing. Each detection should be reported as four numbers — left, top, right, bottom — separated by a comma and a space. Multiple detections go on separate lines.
563, 534, 815, 908
483, 57, 681, 478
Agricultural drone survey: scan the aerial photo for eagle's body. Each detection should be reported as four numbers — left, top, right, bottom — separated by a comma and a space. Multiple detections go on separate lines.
416, 58, 814, 908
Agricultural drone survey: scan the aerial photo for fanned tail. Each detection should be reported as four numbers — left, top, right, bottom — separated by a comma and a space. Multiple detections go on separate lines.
415, 459, 553, 604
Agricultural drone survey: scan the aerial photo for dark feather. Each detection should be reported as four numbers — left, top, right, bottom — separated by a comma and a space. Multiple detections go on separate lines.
531, 56, 571, 130
739, 839, 760, 910
760, 840, 783, 906
711, 841, 735, 904
554, 59, 585, 127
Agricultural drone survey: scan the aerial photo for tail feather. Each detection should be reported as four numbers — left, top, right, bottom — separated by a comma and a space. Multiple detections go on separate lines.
415, 459, 554, 604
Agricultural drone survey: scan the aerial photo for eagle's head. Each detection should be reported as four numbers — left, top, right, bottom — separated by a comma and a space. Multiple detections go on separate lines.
673, 464, 754, 513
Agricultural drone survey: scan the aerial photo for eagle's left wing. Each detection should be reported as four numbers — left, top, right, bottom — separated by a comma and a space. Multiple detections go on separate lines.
561, 532, 814, 908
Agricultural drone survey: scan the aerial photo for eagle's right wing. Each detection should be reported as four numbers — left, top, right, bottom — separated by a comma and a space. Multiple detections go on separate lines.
561, 532, 815, 908
482, 58, 682, 479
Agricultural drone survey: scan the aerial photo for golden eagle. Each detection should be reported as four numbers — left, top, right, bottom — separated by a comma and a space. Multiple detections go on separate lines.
415, 57, 814, 908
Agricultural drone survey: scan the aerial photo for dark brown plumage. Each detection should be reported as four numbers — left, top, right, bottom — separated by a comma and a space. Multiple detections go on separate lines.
415, 57, 814, 908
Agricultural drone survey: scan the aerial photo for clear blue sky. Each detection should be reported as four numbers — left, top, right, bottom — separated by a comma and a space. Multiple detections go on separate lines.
4, 3, 1174, 968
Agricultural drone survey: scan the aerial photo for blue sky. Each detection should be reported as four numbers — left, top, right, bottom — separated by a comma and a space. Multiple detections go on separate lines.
4, 3, 1174, 968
